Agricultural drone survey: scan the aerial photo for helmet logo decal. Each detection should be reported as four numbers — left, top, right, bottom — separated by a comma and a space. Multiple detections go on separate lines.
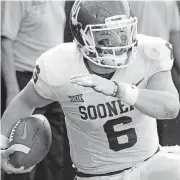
71, 0, 81, 26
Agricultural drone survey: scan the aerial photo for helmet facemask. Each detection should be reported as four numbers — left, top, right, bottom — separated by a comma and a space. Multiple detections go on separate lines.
79, 15, 138, 69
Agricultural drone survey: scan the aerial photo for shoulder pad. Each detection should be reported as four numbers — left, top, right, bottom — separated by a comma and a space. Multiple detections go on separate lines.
138, 35, 173, 73
32, 42, 77, 99
36, 42, 77, 86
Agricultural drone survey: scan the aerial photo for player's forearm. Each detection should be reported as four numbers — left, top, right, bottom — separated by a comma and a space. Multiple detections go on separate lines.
1, 81, 54, 148
134, 89, 179, 119
1, 37, 19, 93
114, 82, 179, 119
1, 93, 34, 146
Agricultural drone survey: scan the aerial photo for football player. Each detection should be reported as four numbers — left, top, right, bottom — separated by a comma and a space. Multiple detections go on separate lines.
1, 1, 180, 179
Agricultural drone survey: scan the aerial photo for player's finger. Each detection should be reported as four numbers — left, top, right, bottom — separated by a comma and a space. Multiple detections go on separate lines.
71, 77, 94, 87
70, 74, 85, 80
1, 146, 16, 158
70, 76, 90, 83
3, 163, 24, 174
76, 81, 92, 87
70, 76, 87, 83
18, 165, 35, 174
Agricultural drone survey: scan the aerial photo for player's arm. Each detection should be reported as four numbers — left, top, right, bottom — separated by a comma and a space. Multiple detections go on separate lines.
70, 72, 179, 119
134, 70, 179, 119
1, 51, 57, 148
1, 53, 58, 173
1, 81, 53, 148
1, 37, 20, 106
0, 81, 53, 174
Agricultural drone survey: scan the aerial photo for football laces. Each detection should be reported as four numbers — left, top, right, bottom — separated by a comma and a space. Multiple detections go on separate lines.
9, 119, 22, 143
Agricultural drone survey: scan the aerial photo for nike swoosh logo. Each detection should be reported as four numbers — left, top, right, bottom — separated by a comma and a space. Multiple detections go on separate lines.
19, 121, 27, 140
133, 78, 144, 87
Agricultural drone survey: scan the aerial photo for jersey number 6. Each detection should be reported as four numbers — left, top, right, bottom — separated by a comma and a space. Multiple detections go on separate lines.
103, 116, 137, 151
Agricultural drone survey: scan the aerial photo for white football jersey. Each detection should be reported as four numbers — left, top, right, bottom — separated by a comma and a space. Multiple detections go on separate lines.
32, 34, 173, 174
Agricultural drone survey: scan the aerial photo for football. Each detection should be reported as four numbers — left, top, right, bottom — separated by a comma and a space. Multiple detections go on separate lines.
8, 114, 52, 169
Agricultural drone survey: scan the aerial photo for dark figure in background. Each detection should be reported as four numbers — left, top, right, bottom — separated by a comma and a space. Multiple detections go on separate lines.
1, 1, 66, 180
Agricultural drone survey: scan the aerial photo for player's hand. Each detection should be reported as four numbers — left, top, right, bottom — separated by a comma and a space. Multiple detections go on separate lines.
1, 146, 35, 174
70, 74, 115, 96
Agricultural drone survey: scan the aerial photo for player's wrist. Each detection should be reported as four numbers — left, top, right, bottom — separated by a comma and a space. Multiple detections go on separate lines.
112, 82, 139, 105
112, 81, 119, 97
0, 134, 9, 149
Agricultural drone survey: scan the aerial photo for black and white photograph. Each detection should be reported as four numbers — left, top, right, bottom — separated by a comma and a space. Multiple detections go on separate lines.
1, 1, 180, 180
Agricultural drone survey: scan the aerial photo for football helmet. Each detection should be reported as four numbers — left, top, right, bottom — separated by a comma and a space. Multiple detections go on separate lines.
70, 0, 138, 69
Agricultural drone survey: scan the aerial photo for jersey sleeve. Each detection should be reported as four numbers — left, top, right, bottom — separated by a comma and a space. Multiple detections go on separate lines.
31, 55, 57, 101
146, 38, 174, 77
